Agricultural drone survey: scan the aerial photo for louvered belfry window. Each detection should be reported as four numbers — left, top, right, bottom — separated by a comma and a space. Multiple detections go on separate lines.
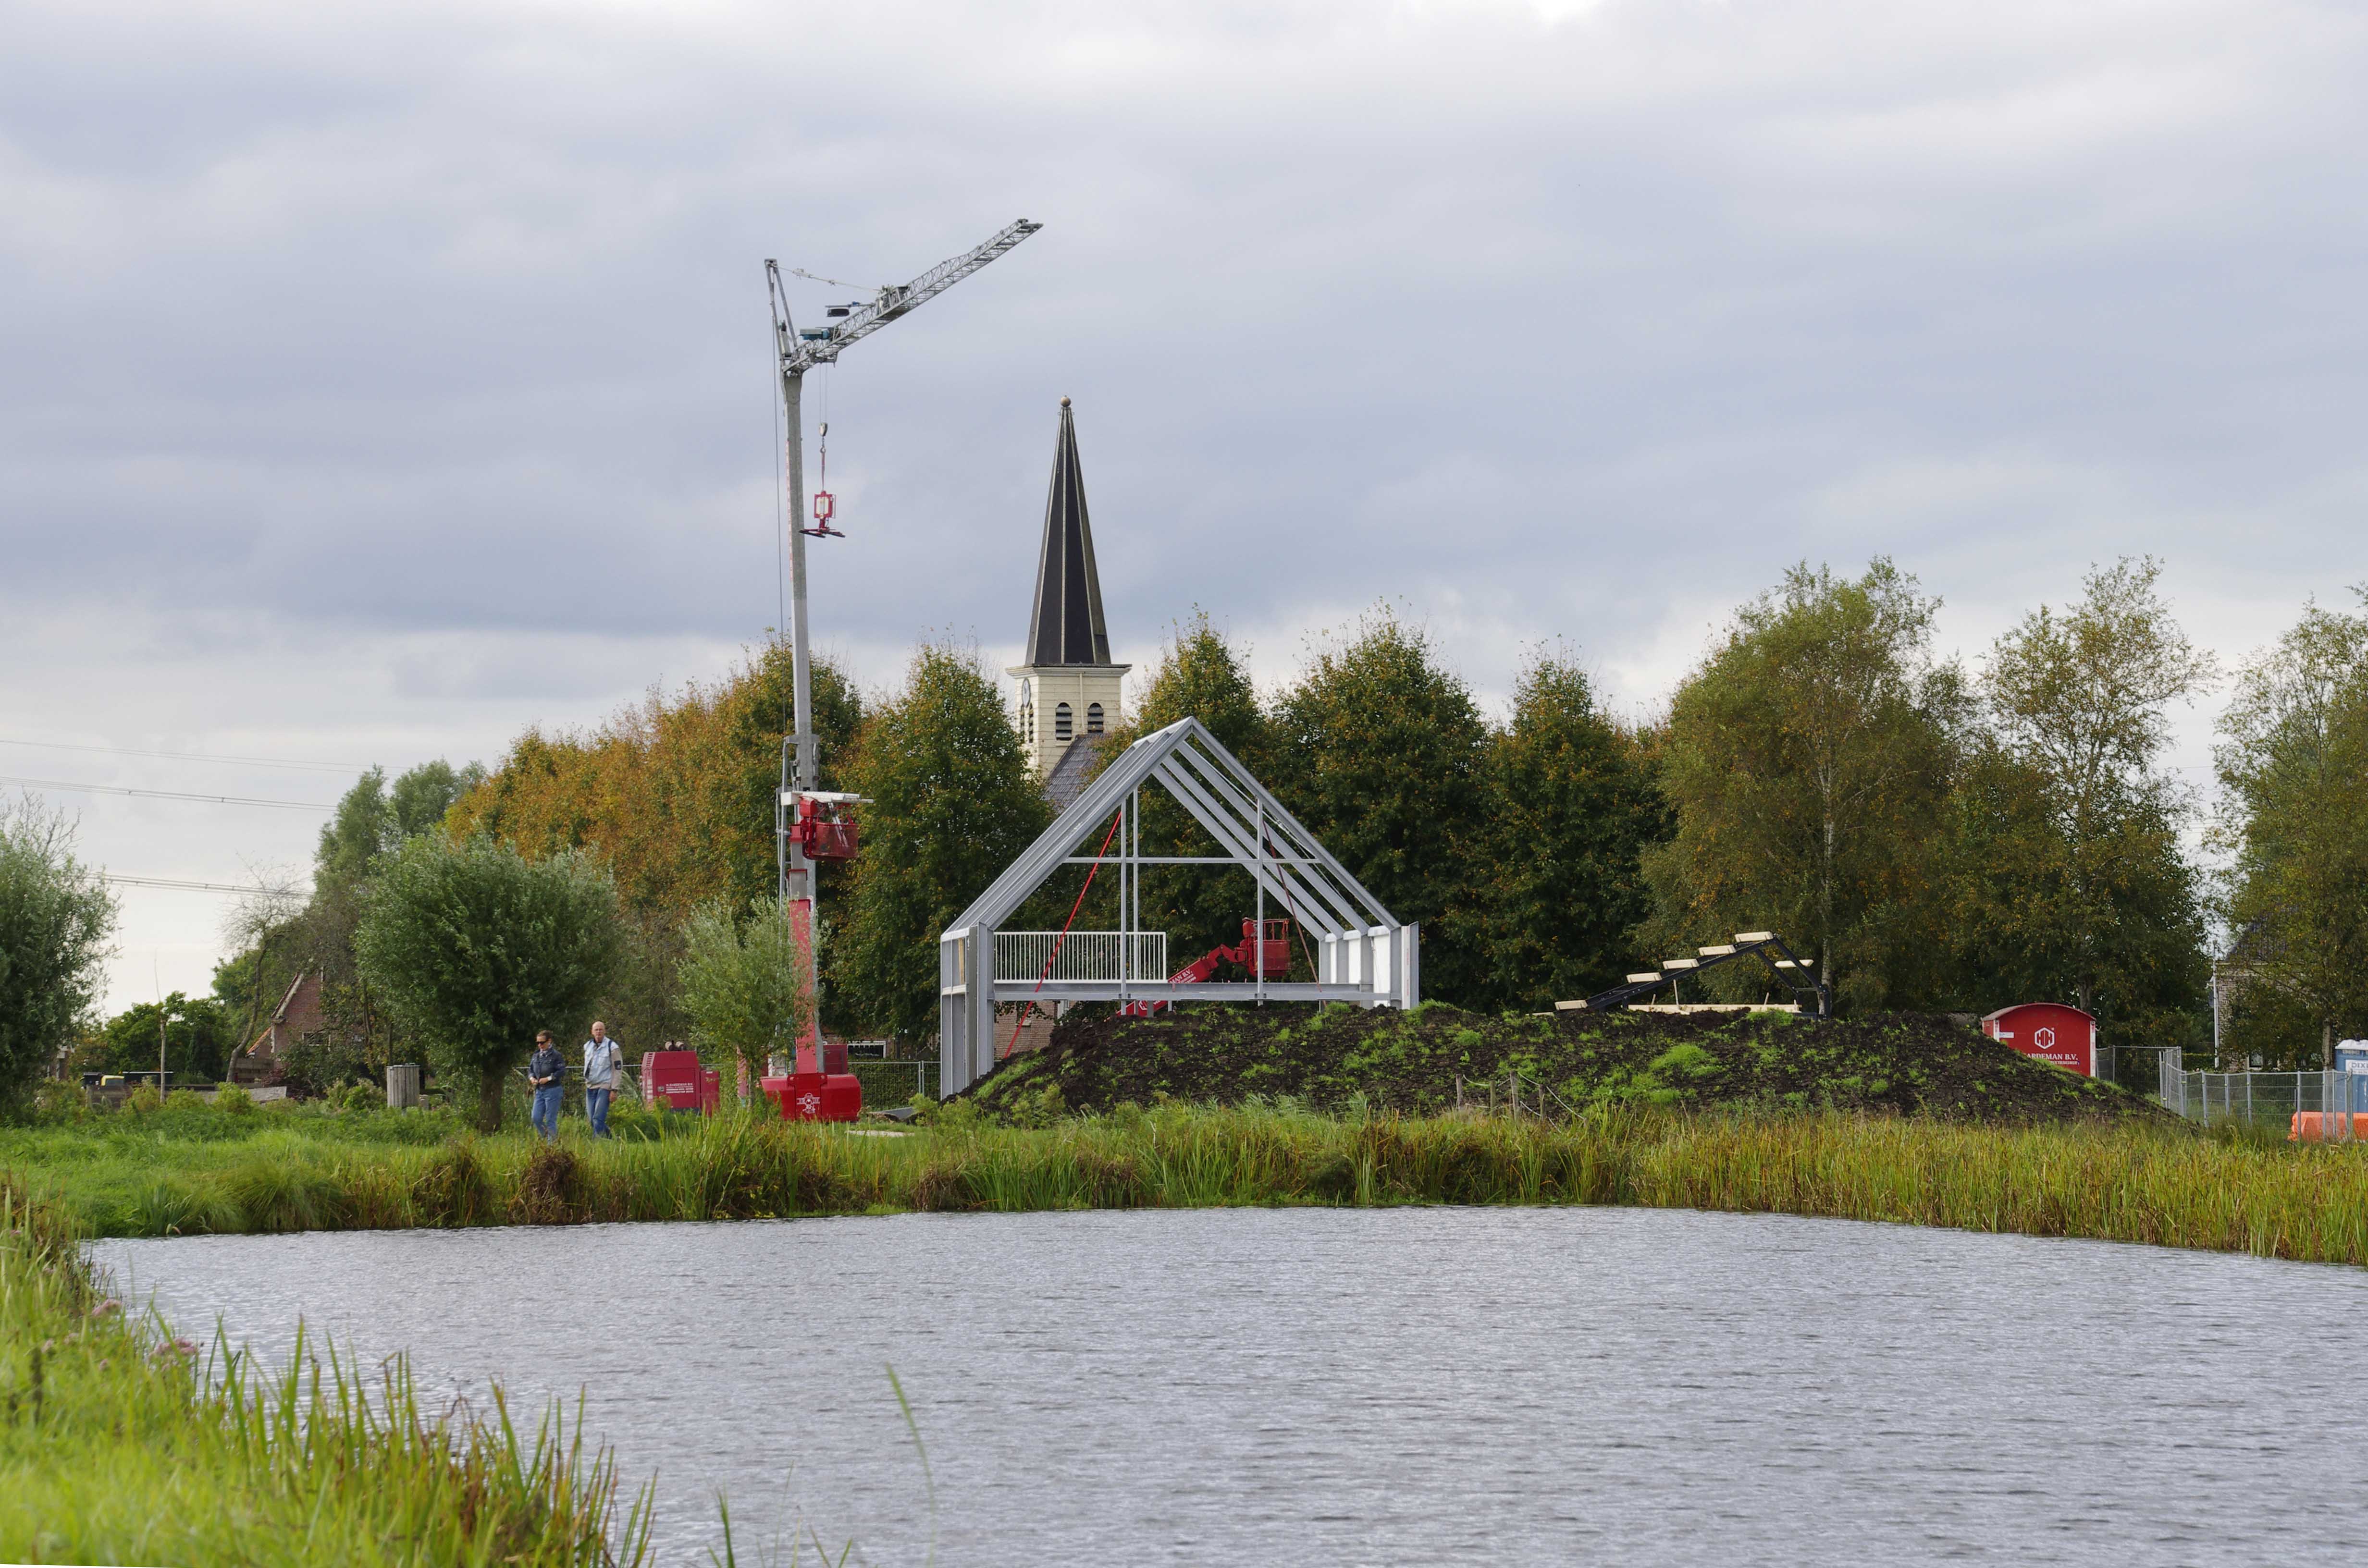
1055, 702, 1074, 740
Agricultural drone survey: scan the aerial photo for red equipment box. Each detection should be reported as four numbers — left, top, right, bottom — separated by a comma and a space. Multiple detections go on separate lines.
760, 1071, 862, 1123
641, 1050, 720, 1113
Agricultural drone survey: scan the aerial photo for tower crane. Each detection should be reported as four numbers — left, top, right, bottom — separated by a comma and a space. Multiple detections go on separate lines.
765, 219, 1043, 1037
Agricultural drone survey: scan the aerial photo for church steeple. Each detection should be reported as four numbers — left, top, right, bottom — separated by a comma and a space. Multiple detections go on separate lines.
1024, 397, 1113, 667
1009, 398, 1129, 788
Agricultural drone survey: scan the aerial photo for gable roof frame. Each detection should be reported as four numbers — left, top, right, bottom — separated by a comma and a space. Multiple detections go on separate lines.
938, 717, 1417, 1093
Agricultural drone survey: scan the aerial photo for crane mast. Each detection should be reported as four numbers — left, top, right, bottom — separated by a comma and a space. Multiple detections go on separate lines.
765, 220, 1042, 1035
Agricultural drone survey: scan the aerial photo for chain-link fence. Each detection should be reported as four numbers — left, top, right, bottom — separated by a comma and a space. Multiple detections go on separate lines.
847, 1058, 939, 1108
2158, 1054, 2368, 1139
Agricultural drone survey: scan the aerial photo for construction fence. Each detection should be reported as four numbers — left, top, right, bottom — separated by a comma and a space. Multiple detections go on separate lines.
2158, 1054, 2368, 1139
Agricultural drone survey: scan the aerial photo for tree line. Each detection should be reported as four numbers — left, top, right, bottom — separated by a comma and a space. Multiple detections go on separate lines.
10, 556, 2361, 1118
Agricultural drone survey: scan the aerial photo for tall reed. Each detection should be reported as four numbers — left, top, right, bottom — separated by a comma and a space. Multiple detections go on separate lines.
0, 1180, 653, 1566
22, 1106, 2368, 1268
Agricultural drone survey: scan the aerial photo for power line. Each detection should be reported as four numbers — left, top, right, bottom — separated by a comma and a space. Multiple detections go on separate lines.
0, 775, 334, 811
0, 736, 367, 775
101, 873, 303, 896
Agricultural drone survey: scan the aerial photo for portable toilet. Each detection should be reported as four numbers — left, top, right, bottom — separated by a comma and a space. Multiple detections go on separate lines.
1982, 1003, 2097, 1077
2337, 1041, 2368, 1076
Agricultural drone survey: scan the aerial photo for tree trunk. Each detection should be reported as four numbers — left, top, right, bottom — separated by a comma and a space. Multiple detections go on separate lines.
479, 1062, 505, 1134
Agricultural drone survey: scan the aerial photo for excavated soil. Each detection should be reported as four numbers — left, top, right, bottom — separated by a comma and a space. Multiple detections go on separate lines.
966, 1003, 2169, 1126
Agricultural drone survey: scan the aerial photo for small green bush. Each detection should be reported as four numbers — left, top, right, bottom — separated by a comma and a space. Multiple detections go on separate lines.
124, 1084, 162, 1114
28, 1078, 88, 1123
214, 1083, 255, 1114
164, 1088, 209, 1113
335, 1082, 379, 1115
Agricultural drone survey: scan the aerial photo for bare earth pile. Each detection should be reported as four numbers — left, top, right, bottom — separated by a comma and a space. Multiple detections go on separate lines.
967, 1004, 2168, 1126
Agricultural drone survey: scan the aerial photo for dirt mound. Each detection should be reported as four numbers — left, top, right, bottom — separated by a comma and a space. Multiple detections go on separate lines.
967, 1003, 2167, 1126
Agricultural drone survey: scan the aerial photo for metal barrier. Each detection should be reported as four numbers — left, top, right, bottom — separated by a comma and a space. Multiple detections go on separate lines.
993, 931, 1168, 984
2158, 1057, 2368, 1139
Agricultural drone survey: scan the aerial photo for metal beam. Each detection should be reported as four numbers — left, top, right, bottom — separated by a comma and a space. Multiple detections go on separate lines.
991, 980, 1391, 1004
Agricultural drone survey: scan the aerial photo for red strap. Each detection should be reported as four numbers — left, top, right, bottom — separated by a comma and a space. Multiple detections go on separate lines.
1001, 807, 1126, 1060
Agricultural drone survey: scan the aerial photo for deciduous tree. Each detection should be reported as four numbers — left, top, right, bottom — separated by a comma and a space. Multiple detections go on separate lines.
1468, 656, 1669, 1010
0, 800, 116, 1108
834, 643, 1050, 1045
1268, 608, 1494, 1003
1949, 559, 2213, 1048
354, 835, 622, 1131
2214, 592, 2368, 1065
1095, 613, 1280, 969
447, 643, 862, 917
1641, 560, 1965, 1009
677, 898, 814, 1102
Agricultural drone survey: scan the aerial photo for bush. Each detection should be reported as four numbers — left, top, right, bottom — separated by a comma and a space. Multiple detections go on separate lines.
164, 1088, 209, 1113
26, 1078, 88, 1124
124, 1084, 161, 1114
278, 1030, 369, 1101
336, 1082, 378, 1115
214, 1083, 255, 1114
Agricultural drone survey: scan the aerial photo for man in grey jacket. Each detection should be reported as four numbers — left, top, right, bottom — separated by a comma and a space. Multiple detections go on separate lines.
582, 1020, 622, 1138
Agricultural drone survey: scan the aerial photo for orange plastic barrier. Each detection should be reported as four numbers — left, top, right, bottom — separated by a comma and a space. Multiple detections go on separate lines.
2289, 1113, 2368, 1142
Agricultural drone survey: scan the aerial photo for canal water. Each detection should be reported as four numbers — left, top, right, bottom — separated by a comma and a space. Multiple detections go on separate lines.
89, 1206, 2368, 1565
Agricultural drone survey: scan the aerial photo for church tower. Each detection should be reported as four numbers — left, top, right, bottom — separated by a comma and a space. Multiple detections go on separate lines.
1010, 397, 1128, 787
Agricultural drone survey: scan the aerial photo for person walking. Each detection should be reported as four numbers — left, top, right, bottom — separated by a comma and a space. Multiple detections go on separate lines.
581, 1019, 622, 1138
527, 1030, 565, 1142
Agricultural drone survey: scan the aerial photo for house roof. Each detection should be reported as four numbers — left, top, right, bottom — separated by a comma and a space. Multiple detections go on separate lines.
1022, 398, 1114, 668
1042, 734, 1109, 811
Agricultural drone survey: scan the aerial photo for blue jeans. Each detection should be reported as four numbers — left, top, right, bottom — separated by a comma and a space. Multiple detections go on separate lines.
530, 1085, 562, 1141
585, 1086, 612, 1137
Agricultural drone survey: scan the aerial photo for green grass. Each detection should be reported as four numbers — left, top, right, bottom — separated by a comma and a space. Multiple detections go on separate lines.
0, 1179, 651, 1567
15, 1094, 2368, 1269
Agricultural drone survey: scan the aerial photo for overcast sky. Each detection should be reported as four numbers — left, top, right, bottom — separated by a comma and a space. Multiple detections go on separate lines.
5, 0, 2364, 1014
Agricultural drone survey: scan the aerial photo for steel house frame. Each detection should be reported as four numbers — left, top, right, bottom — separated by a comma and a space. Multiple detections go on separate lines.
939, 718, 1418, 1094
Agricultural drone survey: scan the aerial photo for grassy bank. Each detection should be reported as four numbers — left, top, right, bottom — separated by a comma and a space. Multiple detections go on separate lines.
16, 1097, 2368, 1269
0, 1182, 650, 1567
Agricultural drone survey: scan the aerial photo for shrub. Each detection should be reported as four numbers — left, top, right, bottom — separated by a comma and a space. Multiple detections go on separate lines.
214, 1083, 255, 1114
164, 1088, 209, 1113
335, 1082, 379, 1115
124, 1084, 161, 1114
27, 1077, 88, 1123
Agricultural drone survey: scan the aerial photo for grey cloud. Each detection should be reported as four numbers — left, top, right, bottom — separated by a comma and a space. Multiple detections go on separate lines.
3, 0, 2364, 1006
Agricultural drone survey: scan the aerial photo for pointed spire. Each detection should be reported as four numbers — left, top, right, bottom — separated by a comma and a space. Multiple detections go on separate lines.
1024, 397, 1114, 667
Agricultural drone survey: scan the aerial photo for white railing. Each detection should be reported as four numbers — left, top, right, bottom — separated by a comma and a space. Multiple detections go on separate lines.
994, 931, 1169, 984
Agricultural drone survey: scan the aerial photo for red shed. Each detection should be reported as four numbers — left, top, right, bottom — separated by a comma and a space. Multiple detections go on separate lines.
1982, 1003, 2097, 1077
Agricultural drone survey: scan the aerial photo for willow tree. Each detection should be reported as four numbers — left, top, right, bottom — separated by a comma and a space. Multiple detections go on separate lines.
0, 800, 116, 1110
1642, 560, 1965, 1010
355, 835, 622, 1131
2214, 593, 2368, 1066
833, 642, 1050, 1046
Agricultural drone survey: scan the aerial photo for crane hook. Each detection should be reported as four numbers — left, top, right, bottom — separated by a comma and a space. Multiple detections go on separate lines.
804, 419, 841, 539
